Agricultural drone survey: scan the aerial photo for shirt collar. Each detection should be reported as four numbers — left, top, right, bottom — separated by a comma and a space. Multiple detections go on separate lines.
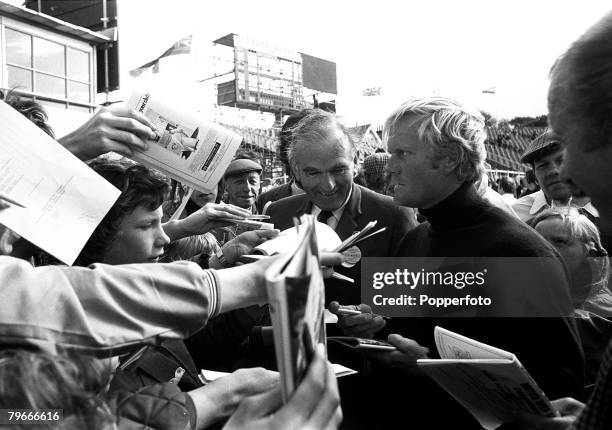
529, 191, 549, 215
311, 185, 353, 222
529, 190, 600, 218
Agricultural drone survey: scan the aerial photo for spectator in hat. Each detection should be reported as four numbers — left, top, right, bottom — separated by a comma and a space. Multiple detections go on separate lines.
512, 130, 598, 223
223, 156, 263, 213
500, 11, 612, 429
209, 153, 266, 246
362, 152, 391, 194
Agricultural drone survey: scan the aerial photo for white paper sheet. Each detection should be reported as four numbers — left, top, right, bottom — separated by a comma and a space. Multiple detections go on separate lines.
0, 100, 120, 265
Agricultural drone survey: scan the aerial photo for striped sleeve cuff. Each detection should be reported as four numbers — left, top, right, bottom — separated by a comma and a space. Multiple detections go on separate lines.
203, 269, 221, 318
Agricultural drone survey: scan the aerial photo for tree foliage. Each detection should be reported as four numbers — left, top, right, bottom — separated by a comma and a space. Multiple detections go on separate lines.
509, 115, 548, 127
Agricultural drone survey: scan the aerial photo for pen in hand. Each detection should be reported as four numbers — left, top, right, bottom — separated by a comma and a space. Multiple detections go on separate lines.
336, 306, 391, 321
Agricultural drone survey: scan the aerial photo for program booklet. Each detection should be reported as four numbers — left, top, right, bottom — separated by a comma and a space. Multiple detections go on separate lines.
264, 215, 327, 401
126, 90, 242, 193
417, 326, 557, 430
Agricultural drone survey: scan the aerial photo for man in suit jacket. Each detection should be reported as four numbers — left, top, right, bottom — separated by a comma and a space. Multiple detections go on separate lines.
266, 109, 417, 307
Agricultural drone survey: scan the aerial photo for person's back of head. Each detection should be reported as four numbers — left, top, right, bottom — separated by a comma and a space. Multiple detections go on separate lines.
1, 89, 54, 138
525, 169, 537, 186
278, 109, 316, 176
548, 12, 612, 234
0, 350, 113, 429
499, 176, 516, 195
363, 152, 391, 193
548, 12, 612, 153
75, 159, 170, 266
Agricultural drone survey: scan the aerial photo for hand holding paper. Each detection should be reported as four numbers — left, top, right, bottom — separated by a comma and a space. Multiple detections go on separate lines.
497, 397, 584, 430
417, 327, 558, 430
223, 345, 342, 430
219, 230, 280, 267
165, 202, 252, 240
328, 302, 387, 338
188, 367, 278, 429
58, 106, 158, 160
365, 334, 429, 371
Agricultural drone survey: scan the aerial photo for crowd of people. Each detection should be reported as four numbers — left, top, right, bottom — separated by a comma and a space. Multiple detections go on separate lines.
3, 9, 612, 430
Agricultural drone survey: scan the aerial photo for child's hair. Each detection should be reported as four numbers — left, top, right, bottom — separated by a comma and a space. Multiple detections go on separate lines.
0, 350, 114, 429
531, 208, 610, 304
75, 159, 170, 266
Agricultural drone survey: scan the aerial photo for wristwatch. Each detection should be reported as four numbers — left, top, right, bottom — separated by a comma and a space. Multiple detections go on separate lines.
215, 247, 230, 268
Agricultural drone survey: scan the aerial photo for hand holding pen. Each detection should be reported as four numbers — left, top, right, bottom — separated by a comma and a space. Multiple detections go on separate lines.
328, 301, 389, 338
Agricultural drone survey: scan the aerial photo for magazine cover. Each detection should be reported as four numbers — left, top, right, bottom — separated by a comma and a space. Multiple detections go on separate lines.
126, 90, 243, 193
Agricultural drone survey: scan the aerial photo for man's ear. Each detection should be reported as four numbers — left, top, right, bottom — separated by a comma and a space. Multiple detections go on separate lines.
433, 155, 458, 176
291, 161, 303, 189
531, 164, 540, 186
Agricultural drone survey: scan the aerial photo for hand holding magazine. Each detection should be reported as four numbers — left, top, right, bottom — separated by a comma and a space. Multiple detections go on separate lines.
126, 90, 242, 193
417, 326, 558, 430
264, 215, 327, 401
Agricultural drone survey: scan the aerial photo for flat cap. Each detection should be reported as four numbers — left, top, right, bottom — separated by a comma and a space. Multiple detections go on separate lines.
363, 153, 391, 177
224, 158, 263, 178
520, 130, 562, 164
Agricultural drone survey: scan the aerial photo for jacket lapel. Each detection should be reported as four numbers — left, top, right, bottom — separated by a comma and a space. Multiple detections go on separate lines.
298, 196, 311, 217
335, 185, 362, 240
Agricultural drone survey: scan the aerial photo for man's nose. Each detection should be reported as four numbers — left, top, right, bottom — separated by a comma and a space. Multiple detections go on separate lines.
321, 173, 336, 190
547, 162, 562, 178
238, 180, 252, 193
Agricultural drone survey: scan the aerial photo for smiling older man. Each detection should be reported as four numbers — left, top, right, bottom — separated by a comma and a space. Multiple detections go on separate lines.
266, 109, 417, 306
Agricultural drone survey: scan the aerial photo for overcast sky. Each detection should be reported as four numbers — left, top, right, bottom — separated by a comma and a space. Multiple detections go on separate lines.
117, 0, 610, 124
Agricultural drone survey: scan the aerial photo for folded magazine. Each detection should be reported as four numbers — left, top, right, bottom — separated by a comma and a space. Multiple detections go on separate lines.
264, 215, 327, 401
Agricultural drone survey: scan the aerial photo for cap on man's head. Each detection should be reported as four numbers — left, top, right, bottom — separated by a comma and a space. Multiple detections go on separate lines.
363, 153, 391, 177
224, 158, 263, 178
520, 130, 562, 164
